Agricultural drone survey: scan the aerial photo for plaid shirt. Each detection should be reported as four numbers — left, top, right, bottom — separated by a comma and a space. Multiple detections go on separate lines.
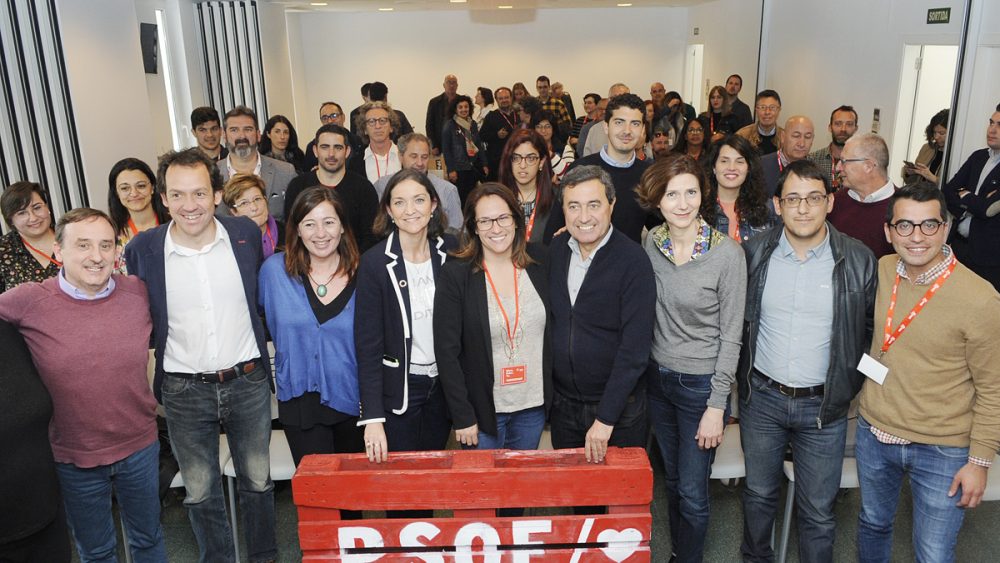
872, 246, 991, 468
540, 96, 572, 131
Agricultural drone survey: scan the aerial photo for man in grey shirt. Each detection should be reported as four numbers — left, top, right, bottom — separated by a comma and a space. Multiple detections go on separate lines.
737, 160, 876, 563
374, 133, 463, 235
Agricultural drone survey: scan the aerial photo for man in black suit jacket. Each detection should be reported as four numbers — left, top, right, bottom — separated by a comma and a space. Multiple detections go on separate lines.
944, 103, 1000, 290
426, 74, 458, 155
125, 148, 275, 563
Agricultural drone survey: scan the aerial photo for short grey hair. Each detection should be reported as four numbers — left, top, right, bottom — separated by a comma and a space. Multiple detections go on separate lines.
556, 165, 616, 205
850, 132, 890, 172
397, 132, 430, 155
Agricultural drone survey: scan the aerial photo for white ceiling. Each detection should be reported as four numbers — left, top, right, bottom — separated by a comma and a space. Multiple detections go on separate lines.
265, 0, 713, 13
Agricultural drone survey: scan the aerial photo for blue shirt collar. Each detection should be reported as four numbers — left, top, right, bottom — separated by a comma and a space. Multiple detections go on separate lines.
599, 145, 635, 168
777, 226, 831, 261
58, 270, 115, 300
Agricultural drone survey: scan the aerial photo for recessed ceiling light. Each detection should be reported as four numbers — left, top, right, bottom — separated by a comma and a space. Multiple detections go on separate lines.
498, 4, 513, 8
310, 1, 327, 5
617, 2, 633, 6
450, 0, 468, 3
378, 7, 394, 11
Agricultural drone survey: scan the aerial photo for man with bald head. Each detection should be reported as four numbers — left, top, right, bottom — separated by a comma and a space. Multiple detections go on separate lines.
582, 83, 630, 157
650, 82, 667, 121
761, 116, 815, 196
426, 74, 458, 155
829, 132, 896, 257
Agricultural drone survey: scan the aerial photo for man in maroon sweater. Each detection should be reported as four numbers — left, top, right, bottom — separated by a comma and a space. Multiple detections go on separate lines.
0, 208, 165, 562
829, 132, 896, 257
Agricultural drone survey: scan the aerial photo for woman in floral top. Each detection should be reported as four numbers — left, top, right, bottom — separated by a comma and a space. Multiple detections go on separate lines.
0, 182, 60, 293
636, 154, 747, 563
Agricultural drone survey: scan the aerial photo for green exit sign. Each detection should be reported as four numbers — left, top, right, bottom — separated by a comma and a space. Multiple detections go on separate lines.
927, 7, 951, 24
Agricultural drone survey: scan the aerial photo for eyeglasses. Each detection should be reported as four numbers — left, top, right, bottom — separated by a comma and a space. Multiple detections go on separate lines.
688, 128, 705, 135
511, 153, 540, 165
475, 214, 514, 231
888, 219, 946, 237
756, 105, 780, 112
234, 195, 266, 211
117, 181, 151, 195
778, 193, 828, 208
534, 123, 553, 130
320, 112, 341, 122
839, 157, 867, 165
13, 202, 49, 219
365, 117, 390, 127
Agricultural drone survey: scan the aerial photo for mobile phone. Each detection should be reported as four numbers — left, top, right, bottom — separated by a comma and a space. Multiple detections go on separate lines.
903, 160, 916, 168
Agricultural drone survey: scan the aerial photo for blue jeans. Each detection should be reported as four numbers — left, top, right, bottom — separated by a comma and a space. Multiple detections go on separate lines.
855, 415, 968, 563
55, 440, 165, 563
649, 366, 728, 563
740, 374, 847, 563
384, 373, 451, 452
475, 406, 546, 450
161, 364, 276, 563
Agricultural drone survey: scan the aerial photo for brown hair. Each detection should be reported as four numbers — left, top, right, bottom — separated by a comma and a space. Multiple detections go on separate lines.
453, 182, 534, 271
373, 169, 446, 239
222, 173, 267, 210
54, 208, 114, 245
283, 186, 359, 280
1, 182, 50, 229
636, 153, 714, 221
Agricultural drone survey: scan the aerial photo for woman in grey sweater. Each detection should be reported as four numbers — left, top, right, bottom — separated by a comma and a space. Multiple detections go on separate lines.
636, 154, 748, 563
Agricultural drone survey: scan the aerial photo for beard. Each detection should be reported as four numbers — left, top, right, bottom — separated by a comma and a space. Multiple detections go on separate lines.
231, 140, 255, 159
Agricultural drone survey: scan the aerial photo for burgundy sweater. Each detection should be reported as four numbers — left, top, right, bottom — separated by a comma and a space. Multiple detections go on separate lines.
828, 189, 895, 258
0, 275, 158, 468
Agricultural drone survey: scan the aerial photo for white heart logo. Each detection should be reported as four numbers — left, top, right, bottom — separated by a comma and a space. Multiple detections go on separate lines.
596, 527, 642, 562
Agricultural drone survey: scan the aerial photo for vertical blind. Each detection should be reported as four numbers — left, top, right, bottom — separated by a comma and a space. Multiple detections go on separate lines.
0, 0, 88, 221
196, 0, 268, 121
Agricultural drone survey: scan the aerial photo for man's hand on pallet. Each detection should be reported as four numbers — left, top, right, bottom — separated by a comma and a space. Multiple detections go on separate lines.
585, 420, 613, 463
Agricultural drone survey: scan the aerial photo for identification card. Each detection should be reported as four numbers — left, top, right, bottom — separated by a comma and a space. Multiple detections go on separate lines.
858, 353, 889, 385
501, 365, 527, 386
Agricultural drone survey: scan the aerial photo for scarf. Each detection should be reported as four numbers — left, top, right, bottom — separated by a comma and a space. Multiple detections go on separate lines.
453, 115, 478, 156
262, 214, 279, 259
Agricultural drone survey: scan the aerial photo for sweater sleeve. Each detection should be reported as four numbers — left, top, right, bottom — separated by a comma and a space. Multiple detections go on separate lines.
967, 290, 1000, 461
709, 242, 748, 410
595, 250, 656, 426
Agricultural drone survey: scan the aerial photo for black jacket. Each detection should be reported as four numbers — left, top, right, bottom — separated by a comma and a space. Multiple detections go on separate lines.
434, 244, 551, 436
355, 231, 456, 423
737, 224, 877, 425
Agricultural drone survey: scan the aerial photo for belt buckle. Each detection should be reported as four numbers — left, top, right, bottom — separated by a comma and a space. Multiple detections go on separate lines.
777, 383, 796, 398
217, 370, 228, 383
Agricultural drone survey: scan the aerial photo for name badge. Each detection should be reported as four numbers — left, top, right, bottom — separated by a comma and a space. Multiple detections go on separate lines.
501, 365, 527, 386
858, 353, 888, 385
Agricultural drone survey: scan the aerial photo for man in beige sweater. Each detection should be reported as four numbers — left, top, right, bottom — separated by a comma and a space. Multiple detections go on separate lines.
856, 183, 1000, 563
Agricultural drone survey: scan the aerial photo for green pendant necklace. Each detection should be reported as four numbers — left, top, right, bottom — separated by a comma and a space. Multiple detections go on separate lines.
308, 271, 336, 298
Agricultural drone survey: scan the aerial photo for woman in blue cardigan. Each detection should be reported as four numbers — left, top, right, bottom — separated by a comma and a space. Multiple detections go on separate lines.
258, 186, 364, 466
355, 169, 457, 463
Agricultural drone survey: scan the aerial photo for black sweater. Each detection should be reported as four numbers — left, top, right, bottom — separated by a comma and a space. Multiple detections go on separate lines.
283, 170, 380, 252
547, 229, 656, 425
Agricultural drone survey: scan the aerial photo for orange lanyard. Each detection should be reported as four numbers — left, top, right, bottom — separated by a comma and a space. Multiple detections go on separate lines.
127, 216, 159, 237
880, 258, 956, 357
525, 204, 537, 241
483, 262, 520, 350
374, 152, 389, 179
21, 236, 61, 267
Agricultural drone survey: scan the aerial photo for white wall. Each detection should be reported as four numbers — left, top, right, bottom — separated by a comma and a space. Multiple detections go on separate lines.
758, 0, 966, 158
286, 7, 688, 138
56, 0, 158, 210
258, 1, 296, 120
687, 0, 763, 109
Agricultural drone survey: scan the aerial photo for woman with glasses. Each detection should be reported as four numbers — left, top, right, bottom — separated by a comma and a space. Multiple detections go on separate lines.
704, 135, 777, 243
355, 169, 456, 465
223, 174, 283, 260
258, 186, 365, 475
435, 183, 550, 452
259, 115, 306, 173
0, 182, 60, 293
701, 86, 739, 143
498, 129, 556, 244
442, 95, 489, 205
107, 158, 170, 274
532, 111, 575, 183
673, 116, 712, 165
636, 154, 747, 563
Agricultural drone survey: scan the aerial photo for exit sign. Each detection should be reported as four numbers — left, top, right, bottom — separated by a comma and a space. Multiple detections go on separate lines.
927, 7, 951, 24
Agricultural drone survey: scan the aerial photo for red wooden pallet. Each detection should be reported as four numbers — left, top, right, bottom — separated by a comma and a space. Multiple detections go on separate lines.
292, 447, 653, 561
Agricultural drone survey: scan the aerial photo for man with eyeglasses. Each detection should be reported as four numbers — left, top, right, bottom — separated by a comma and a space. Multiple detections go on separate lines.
943, 103, 1000, 291
855, 183, 1000, 562
302, 101, 364, 172
191, 107, 227, 161
348, 101, 402, 186
547, 165, 655, 466
808, 105, 859, 191
426, 74, 458, 156
738, 159, 877, 563
725, 74, 754, 130
216, 106, 297, 222
535, 75, 572, 137
829, 132, 896, 258
480, 87, 520, 181
285, 123, 378, 252
736, 89, 784, 155
761, 115, 816, 196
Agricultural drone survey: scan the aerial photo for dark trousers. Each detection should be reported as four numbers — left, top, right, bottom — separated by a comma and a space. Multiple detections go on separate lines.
0, 511, 70, 563
283, 419, 364, 520
549, 389, 648, 451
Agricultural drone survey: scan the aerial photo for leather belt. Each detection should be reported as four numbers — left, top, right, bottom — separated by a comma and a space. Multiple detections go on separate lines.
753, 368, 824, 398
166, 359, 260, 384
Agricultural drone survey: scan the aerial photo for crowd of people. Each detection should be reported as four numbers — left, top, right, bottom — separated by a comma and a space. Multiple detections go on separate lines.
1, 71, 999, 563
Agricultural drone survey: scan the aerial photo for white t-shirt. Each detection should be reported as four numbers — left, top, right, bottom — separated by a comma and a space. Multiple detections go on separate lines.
405, 259, 436, 368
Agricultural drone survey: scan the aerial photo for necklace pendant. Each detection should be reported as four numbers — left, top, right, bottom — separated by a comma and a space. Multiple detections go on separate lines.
316, 284, 328, 298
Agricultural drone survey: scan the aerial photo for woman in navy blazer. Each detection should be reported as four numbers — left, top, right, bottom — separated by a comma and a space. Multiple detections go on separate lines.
434, 183, 551, 451
355, 169, 457, 463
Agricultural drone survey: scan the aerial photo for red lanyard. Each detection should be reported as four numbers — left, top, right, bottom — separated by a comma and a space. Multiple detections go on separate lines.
777, 151, 786, 173
483, 262, 520, 349
21, 236, 61, 267
710, 113, 716, 134
880, 258, 957, 357
499, 110, 518, 130
374, 152, 389, 179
